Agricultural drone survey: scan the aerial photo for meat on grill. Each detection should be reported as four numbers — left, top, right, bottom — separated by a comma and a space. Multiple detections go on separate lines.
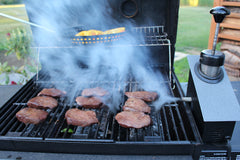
65, 108, 98, 127
81, 87, 108, 97
125, 91, 158, 102
115, 111, 151, 129
123, 98, 151, 113
16, 108, 48, 125
38, 88, 66, 98
27, 96, 58, 109
75, 96, 102, 109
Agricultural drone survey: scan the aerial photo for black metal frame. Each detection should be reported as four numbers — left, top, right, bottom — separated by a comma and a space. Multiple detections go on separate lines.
0, 69, 202, 155
5, 0, 236, 158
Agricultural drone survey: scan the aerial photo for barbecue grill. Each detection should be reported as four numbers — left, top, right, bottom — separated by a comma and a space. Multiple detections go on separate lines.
0, 0, 240, 159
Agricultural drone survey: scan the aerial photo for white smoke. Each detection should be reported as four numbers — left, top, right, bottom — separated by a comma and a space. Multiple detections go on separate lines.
25, 0, 177, 112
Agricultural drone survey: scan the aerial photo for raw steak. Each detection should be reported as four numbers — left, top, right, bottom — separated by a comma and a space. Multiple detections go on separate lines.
75, 96, 102, 109
115, 111, 151, 129
38, 88, 66, 98
16, 108, 48, 124
123, 98, 151, 113
65, 108, 98, 127
125, 91, 158, 102
81, 87, 108, 97
27, 96, 58, 109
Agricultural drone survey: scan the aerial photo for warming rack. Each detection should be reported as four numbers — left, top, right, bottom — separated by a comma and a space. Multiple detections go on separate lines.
32, 26, 173, 85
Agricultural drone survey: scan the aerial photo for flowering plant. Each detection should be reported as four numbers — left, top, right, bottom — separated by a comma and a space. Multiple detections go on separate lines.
1, 28, 37, 85
5, 28, 32, 60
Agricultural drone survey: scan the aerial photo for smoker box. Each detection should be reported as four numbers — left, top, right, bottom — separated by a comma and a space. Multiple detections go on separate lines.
187, 55, 240, 144
0, 0, 205, 158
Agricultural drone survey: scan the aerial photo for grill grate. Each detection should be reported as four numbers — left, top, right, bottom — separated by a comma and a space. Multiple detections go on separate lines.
0, 70, 194, 142
113, 78, 191, 142
0, 69, 200, 154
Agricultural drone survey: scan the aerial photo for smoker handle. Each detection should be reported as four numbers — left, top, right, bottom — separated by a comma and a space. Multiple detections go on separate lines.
209, 6, 230, 55
210, 6, 230, 23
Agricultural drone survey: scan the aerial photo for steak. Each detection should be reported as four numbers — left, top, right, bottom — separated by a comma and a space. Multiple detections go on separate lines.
125, 91, 158, 102
123, 98, 151, 113
81, 87, 108, 97
38, 88, 66, 98
115, 111, 151, 129
27, 96, 58, 109
75, 96, 102, 109
65, 108, 98, 127
16, 108, 48, 125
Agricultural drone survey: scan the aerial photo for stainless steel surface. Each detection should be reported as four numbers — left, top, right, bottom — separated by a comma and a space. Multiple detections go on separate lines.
0, 85, 22, 108
211, 23, 220, 55
200, 63, 221, 77
188, 55, 240, 122
132, 26, 167, 38
180, 97, 192, 102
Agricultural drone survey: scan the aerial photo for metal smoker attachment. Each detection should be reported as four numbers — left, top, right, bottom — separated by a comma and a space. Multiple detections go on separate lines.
187, 6, 240, 145
196, 6, 230, 83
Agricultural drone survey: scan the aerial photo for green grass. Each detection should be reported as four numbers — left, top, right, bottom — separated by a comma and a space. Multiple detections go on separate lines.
0, 6, 30, 50
174, 6, 213, 82
176, 6, 212, 54
174, 57, 189, 82
180, 0, 213, 6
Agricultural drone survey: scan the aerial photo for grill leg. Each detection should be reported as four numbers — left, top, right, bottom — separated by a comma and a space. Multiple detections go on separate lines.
192, 144, 201, 160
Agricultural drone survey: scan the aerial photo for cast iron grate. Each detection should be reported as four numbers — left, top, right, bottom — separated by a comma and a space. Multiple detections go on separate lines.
0, 70, 197, 144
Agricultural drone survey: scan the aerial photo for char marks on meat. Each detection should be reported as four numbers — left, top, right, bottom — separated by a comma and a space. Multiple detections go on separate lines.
125, 91, 158, 102
65, 108, 98, 127
75, 96, 102, 109
27, 96, 58, 109
123, 98, 151, 113
115, 111, 151, 129
38, 88, 66, 98
16, 108, 48, 124
81, 87, 108, 97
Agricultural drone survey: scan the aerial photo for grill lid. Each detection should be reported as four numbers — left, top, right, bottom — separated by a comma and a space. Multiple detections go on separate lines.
24, 0, 180, 67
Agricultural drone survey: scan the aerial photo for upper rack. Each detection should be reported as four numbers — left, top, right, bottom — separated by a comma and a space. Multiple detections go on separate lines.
34, 26, 170, 48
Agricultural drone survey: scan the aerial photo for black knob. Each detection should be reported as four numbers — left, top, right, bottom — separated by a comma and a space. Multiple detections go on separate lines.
210, 6, 230, 23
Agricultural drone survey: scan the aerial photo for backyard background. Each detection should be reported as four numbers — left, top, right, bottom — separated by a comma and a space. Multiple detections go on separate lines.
0, 0, 214, 84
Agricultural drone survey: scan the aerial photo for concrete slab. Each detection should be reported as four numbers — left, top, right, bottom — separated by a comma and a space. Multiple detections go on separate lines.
174, 52, 188, 61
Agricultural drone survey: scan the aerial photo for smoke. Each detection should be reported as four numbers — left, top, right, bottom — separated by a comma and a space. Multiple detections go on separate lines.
25, 0, 177, 112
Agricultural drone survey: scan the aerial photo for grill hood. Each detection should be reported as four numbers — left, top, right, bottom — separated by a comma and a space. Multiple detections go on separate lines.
24, 0, 180, 66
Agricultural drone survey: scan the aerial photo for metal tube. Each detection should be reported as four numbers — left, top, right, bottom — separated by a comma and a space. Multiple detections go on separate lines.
211, 23, 220, 55
0, 13, 55, 33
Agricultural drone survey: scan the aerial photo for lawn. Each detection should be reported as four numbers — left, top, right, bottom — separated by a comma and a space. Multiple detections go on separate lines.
174, 57, 189, 82
176, 6, 212, 53
0, 6, 29, 50
174, 6, 213, 82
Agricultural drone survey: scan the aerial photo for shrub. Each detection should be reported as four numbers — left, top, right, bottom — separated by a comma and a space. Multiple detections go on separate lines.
5, 28, 32, 60
0, 0, 22, 4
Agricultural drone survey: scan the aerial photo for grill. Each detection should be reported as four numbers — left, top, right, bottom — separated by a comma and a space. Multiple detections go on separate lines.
0, 67, 201, 155
3, 0, 237, 158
